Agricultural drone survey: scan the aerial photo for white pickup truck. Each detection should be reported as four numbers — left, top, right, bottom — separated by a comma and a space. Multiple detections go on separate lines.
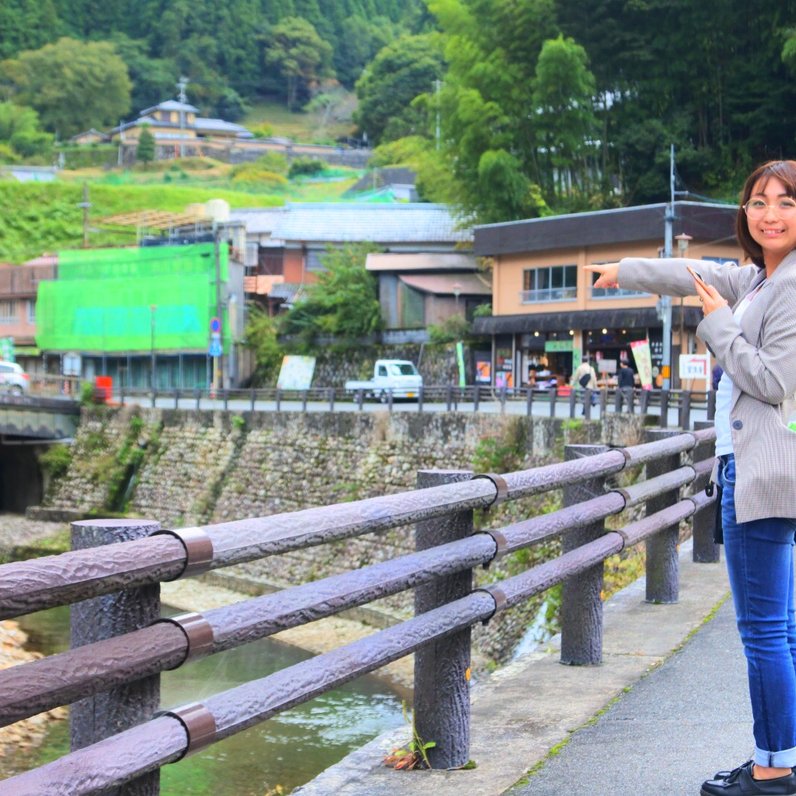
344, 359, 423, 402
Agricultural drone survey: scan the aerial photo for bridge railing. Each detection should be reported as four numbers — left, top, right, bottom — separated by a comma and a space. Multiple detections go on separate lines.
0, 426, 718, 794
113, 384, 716, 429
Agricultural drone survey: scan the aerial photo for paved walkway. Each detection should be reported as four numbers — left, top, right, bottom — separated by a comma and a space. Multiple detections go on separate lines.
506, 595, 749, 796
294, 539, 748, 796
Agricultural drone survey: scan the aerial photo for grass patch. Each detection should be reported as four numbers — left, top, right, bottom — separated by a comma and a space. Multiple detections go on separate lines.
243, 98, 356, 143
0, 528, 70, 564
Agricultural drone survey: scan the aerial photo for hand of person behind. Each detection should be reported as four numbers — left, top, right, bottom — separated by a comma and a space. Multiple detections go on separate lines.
584, 262, 620, 288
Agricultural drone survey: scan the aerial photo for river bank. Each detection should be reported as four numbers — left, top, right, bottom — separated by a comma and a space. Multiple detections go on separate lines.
0, 515, 71, 766
0, 620, 66, 763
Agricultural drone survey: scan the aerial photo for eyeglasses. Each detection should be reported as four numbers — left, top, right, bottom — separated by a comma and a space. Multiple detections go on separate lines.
743, 198, 796, 218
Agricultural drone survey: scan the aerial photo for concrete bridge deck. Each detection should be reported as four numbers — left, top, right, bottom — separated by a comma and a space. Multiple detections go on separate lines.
295, 538, 744, 796
0, 394, 79, 440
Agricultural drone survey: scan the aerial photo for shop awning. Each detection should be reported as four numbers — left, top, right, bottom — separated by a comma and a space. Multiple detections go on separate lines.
473, 306, 701, 335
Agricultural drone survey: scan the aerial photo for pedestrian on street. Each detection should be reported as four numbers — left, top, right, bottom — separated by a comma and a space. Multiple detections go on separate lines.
587, 160, 796, 796
617, 360, 635, 410
571, 356, 597, 412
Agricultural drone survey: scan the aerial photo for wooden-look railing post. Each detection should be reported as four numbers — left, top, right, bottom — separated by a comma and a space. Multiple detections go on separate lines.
414, 468, 474, 769
644, 428, 682, 602
560, 444, 610, 666
679, 391, 692, 430
659, 389, 670, 428
70, 519, 162, 796
692, 420, 720, 563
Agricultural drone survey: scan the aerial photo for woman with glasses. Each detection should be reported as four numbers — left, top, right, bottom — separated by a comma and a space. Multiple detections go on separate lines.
587, 160, 796, 796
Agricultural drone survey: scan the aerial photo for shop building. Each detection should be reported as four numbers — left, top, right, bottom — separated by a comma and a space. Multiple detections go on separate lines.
472, 201, 743, 389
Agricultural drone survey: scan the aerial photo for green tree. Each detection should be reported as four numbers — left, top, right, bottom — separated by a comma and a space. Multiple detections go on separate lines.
421, 0, 559, 221
0, 101, 53, 159
531, 35, 599, 204
244, 305, 284, 385
264, 17, 335, 111
108, 34, 178, 114
281, 244, 382, 348
333, 16, 399, 89
354, 33, 445, 146
0, 0, 62, 60
136, 124, 155, 167
0, 38, 131, 138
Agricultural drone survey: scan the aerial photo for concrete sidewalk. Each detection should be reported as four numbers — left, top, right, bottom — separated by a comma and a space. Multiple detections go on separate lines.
294, 539, 746, 796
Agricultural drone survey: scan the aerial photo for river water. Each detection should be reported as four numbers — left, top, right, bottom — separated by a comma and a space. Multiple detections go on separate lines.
9, 605, 405, 794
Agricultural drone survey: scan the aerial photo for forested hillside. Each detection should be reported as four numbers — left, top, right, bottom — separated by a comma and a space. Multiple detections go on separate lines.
0, 0, 425, 117
361, 0, 796, 221
4, 0, 796, 223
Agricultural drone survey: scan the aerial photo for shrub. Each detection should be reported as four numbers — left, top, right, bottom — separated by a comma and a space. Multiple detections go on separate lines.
38, 444, 73, 479
288, 157, 326, 179
0, 143, 19, 164
230, 166, 288, 189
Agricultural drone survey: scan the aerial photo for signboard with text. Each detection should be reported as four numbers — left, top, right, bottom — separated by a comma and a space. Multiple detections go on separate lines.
679, 353, 711, 380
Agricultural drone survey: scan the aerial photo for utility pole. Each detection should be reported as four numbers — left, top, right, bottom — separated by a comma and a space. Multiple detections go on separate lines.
78, 184, 91, 248
213, 225, 224, 392
434, 79, 441, 151
149, 305, 157, 391
658, 145, 675, 390
177, 76, 188, 159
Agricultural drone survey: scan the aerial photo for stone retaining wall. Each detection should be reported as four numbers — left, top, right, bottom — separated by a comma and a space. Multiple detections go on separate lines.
32, 406, 648, 666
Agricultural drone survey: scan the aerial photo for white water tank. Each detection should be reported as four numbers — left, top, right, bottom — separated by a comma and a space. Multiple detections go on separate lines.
205, 198, 231, 223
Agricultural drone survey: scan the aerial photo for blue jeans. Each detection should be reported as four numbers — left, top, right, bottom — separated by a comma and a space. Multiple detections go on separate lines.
720, 454, 796, 767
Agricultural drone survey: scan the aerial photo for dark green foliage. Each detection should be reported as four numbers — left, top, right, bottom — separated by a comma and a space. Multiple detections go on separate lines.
38, 444, 73, 480
353, 33, 445, 146
0, 1, 423, 118
0, 102, 53, 160
288, 157, 325, 178
136, 125, 155, 166
280, 243, 383, 349
244, 305, 284, 385
0, 38, 132, 138
264, 17, 335, 111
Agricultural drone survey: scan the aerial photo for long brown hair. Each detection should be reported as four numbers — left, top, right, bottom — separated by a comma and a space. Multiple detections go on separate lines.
736, 160, 796, 267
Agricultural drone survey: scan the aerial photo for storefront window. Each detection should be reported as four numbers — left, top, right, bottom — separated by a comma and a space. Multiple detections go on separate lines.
521, 265, 577, 303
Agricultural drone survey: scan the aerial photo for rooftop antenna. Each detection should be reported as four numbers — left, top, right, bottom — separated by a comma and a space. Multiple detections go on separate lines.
177, 76, 189, 104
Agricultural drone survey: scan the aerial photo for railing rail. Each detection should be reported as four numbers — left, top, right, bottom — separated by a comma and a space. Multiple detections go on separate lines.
0, 425, 718, 794
112, 384, 717, 428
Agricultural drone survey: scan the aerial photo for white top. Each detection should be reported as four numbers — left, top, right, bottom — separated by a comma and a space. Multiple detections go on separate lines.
715, 281, 766, 455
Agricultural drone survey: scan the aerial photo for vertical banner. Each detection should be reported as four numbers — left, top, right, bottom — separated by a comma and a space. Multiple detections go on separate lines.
277, 356, 316, 390
455, 341, 466, 388
630, 339, 654, 390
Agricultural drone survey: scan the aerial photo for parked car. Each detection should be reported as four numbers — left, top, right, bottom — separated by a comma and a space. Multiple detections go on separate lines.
344, 359, 423, 402
0, 361, 30, 394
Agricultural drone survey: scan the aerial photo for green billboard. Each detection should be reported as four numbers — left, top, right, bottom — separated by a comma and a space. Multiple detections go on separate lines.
36, 243, 228, 353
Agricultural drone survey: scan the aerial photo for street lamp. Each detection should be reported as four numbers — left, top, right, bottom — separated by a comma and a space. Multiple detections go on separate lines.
150, 304, 157, 391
